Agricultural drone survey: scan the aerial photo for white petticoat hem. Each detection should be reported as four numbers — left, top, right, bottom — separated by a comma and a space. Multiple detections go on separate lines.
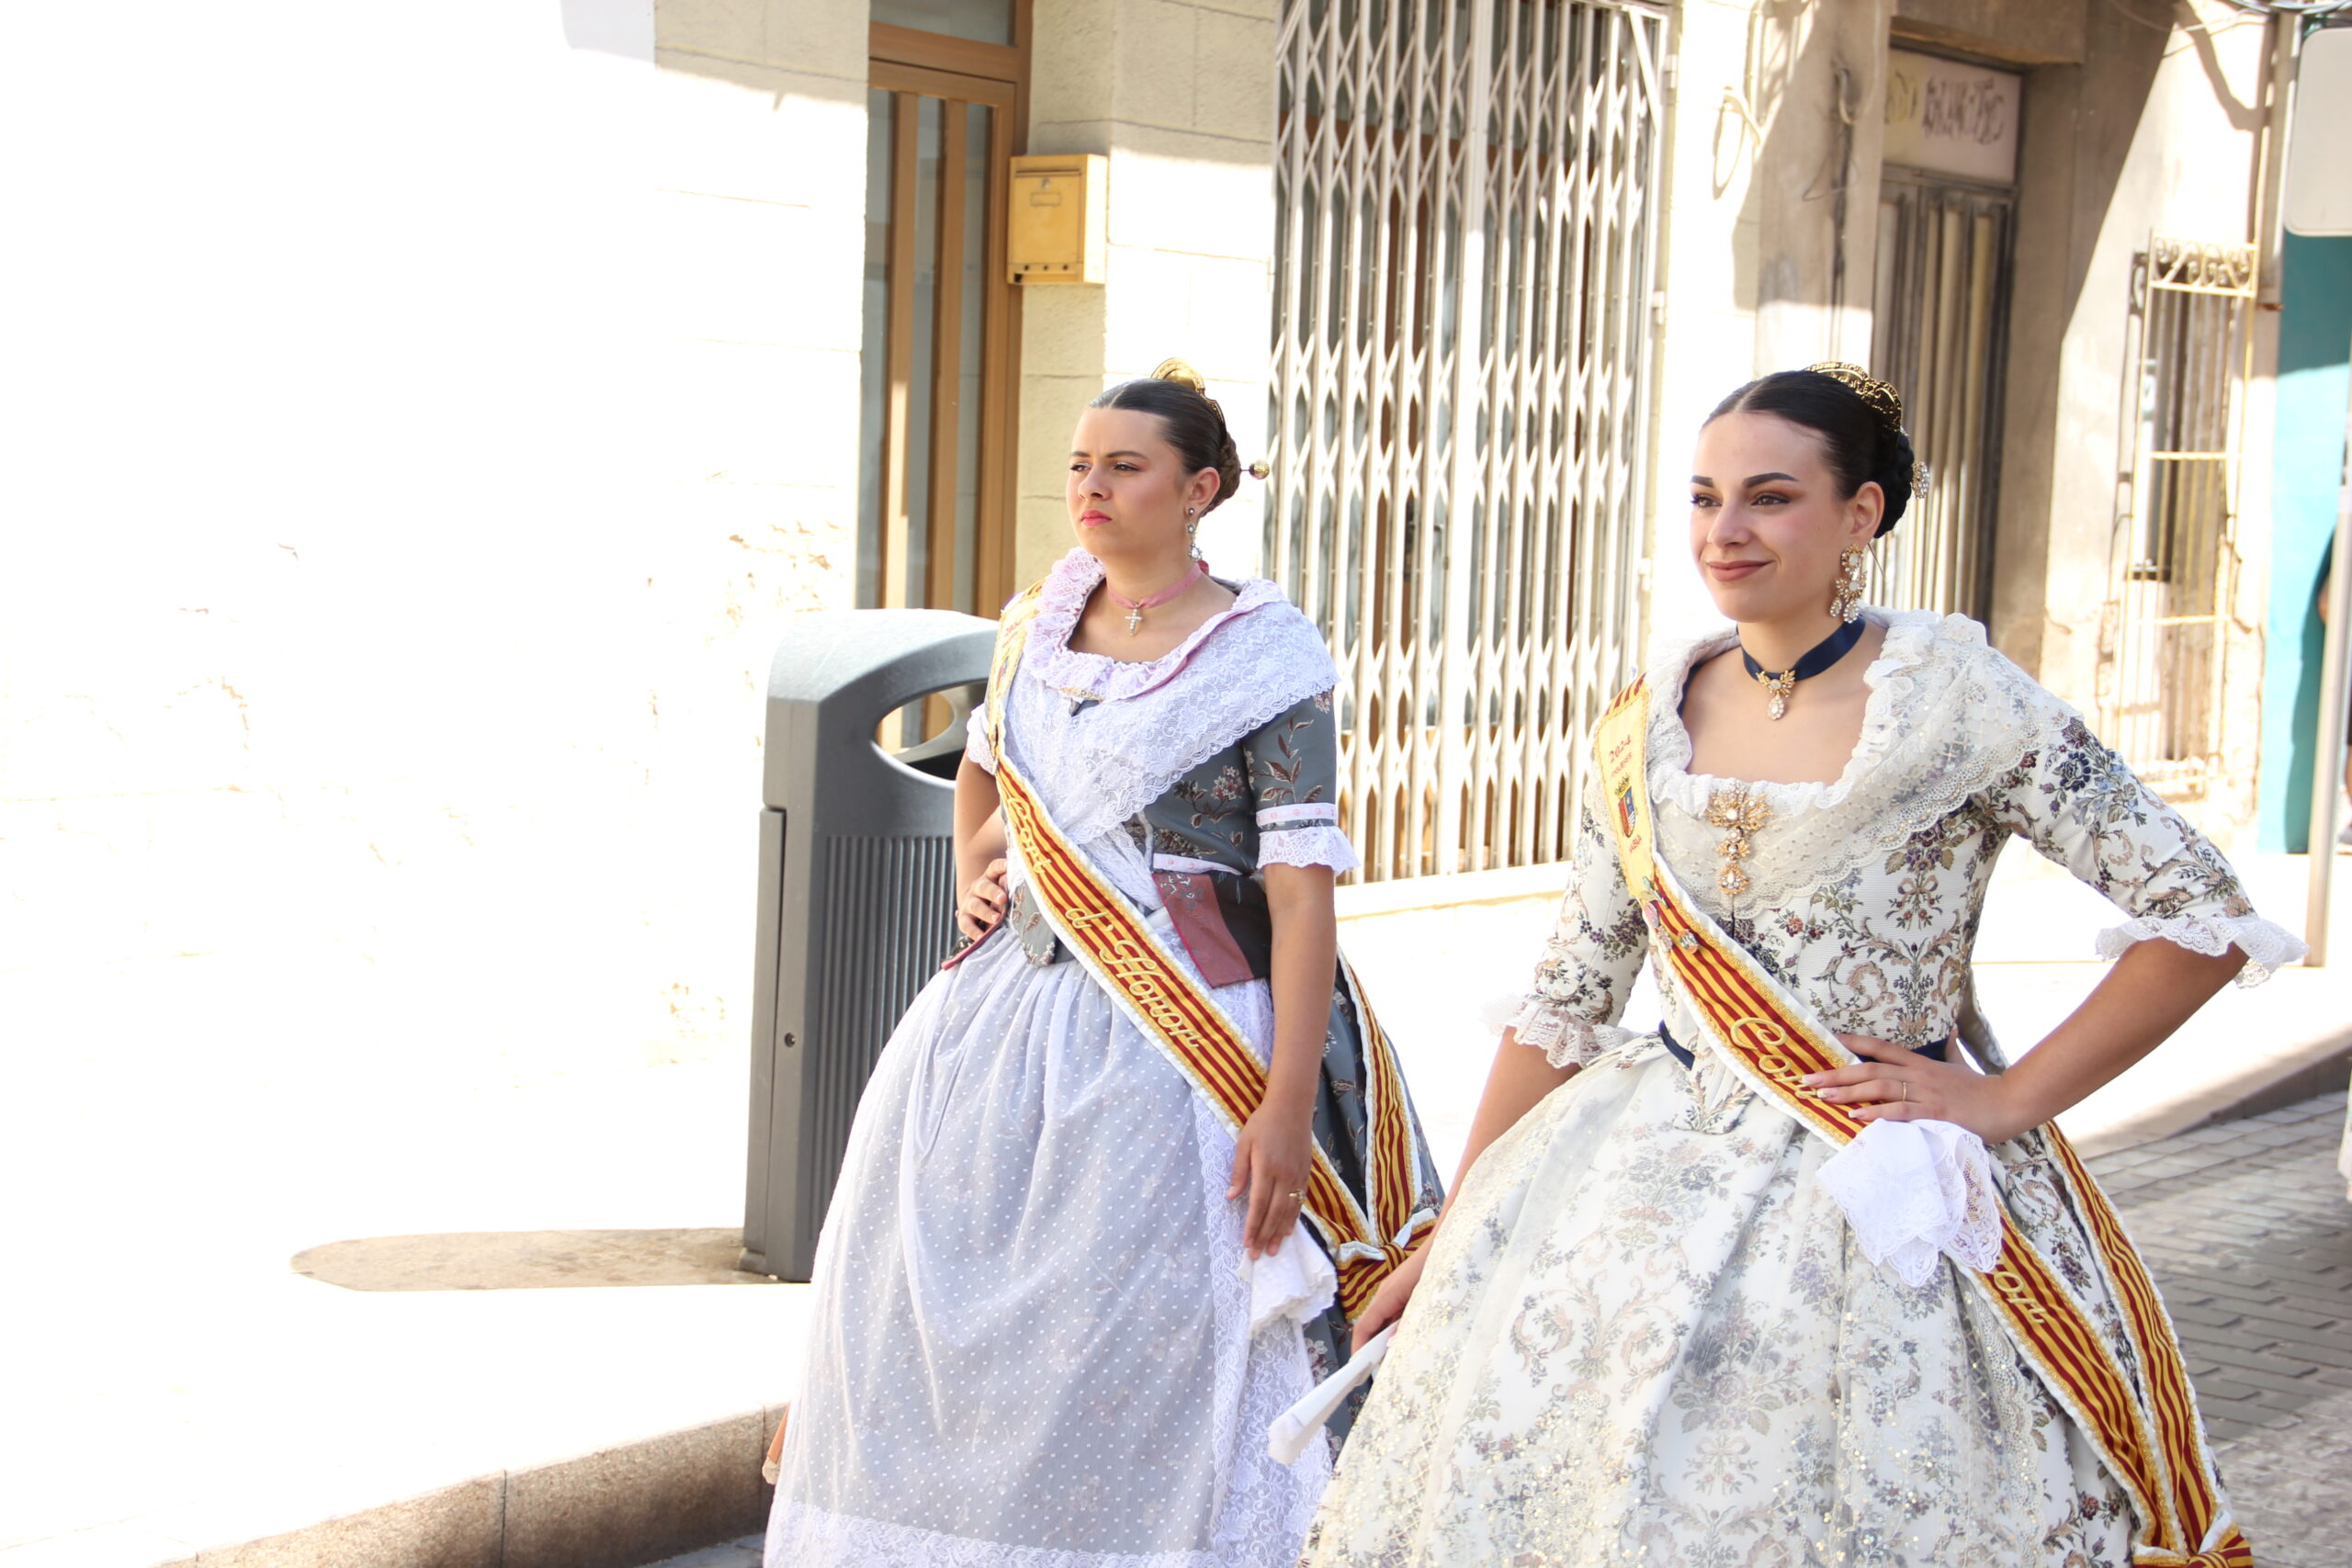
769, 1499, 1239, 1568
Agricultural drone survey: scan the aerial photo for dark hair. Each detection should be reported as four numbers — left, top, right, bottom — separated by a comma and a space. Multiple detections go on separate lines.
1088, 358, 1244, 513
1707, 369, 1917, 536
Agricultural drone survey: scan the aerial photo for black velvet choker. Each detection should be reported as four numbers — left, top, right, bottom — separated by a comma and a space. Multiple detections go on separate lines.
1738, 618, 1866, 720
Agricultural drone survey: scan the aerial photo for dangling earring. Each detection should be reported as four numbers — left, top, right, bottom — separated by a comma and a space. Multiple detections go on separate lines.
1829, 545, 1868, 623
1185, 505, 1202, 560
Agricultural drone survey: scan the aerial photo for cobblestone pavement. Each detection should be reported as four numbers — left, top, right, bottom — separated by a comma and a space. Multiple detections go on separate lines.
656, 1091, 2352, 1568
2083, 1090, 2352, 1568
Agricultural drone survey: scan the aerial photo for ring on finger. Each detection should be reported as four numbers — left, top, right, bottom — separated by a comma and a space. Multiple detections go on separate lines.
1902, 1080, 1912, 1103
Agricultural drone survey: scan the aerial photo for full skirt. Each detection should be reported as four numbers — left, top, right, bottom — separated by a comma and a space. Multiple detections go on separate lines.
1302, 1038, 2154, 1567
765, 913, 1330, 1568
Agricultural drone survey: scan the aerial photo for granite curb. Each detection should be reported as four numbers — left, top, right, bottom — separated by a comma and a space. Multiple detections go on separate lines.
0, 1409, 785, 1568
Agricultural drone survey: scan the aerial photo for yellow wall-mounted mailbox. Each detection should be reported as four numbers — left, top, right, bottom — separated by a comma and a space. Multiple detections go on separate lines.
1007, 153, 1107, 285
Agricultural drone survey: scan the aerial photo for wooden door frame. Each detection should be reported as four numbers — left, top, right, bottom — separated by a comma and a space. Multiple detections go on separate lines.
867, 5, 1029, 616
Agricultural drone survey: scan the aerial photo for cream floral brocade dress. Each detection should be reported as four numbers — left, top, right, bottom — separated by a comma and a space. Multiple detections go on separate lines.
1300, 610, 2304, 1568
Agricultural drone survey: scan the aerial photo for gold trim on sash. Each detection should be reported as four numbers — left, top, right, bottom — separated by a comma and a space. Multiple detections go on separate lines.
1589, 677, 2247, 1567
983, 584, 1435, 1319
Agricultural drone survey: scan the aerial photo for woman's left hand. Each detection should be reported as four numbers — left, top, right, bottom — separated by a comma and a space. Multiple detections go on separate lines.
1803, 1034, 2036, 1145
1227, 1095, 1316, 1261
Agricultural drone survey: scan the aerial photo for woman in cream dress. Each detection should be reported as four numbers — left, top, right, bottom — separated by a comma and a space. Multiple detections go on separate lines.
1298, 366, 2301, 1566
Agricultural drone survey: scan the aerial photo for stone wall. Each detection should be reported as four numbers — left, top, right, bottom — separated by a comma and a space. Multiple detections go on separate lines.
1964, 0, 2278, 845
3, 2, 867, 1089
1648, 0, 2278, 845
1016, 0, 1279, 586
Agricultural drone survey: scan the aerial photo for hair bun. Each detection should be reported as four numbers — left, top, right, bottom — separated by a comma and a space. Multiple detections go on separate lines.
1094, 357, 1242, 513
1873, 425, 1917, 536
1150, 357, 1209, 395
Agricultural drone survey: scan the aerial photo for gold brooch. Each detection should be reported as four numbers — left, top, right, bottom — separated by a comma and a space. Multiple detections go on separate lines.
1704, 786, 1772, 898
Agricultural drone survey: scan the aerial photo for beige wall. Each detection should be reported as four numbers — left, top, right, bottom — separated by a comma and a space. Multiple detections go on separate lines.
1962, 0, 2278, 843
1645, 0, 1898, 647
1646, 0, 2278, 847
653, 0, 869, 618
1015, 0, 1280, 588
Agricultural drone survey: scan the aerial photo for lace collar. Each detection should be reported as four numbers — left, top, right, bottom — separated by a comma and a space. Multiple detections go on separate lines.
1024, 547, 1287, 705
1645, 608, 1971, 818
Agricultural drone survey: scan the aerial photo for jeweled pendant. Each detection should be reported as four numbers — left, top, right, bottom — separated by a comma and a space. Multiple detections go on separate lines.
1755, 669, 1795, 720
1768, 692, 1787, 720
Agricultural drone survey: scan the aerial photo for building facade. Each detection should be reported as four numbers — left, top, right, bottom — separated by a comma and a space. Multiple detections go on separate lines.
5, 0, 2323, 1083
690, 0, 2299, 874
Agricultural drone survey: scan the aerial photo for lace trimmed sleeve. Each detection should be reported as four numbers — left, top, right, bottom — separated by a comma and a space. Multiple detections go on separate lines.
962, 698, 997, 775
1988, 686, 2305, 985
1243, 690, 1358, 875
1509, 769, 1650, 1067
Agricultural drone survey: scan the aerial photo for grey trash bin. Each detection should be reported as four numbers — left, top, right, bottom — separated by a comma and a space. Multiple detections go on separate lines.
741, 609, 999, 1280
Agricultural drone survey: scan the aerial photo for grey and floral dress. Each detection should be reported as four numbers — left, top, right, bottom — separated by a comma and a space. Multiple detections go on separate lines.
1301, 608, 2303, 1568
767, 547, 1442, 1568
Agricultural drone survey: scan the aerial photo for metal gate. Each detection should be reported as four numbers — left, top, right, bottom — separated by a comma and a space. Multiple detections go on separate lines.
2098, 235, 2257, 802
1267, 0, 1668, 882
1869, 171, 2015, 618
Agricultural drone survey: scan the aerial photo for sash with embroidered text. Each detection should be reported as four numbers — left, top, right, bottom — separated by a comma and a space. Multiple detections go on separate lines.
981, 583, 1437, 1320
1589, 676, 2245, 1568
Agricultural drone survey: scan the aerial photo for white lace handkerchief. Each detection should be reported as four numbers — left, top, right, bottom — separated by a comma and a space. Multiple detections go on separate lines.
1244, 1225, 1338, 1333
1815, 1119, 2003, 1288
1267, 1325, 1394, 1464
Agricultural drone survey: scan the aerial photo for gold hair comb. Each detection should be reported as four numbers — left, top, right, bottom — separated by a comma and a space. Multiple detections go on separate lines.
1803, 361, 1905, 435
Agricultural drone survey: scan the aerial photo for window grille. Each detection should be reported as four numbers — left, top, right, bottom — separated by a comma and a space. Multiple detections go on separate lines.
2099, 235, 2256, 802
1267, 0, 1668, 881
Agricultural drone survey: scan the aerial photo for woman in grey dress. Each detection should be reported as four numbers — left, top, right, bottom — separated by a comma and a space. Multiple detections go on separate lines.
764, 362, 1441, 1568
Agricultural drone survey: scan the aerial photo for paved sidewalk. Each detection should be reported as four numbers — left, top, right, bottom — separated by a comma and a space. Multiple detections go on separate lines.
656, 1091, 2352, 1568
2083, 1091, 2352, 1568
6, 851, 2344, 1568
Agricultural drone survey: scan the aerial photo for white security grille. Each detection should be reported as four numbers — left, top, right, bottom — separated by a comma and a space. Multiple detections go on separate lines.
2099, 235, 2256, 803
1268, 0, 1668, 882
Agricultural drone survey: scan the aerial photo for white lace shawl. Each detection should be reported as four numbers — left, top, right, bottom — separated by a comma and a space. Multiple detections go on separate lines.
968, 548, 1344, 868
1645, 610, 2042, 912
1504, 607, 2304, 1068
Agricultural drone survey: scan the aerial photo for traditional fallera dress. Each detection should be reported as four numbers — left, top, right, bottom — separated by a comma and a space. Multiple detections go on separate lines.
1300, 609, 2305, 1568
766, 548, 1442, 1568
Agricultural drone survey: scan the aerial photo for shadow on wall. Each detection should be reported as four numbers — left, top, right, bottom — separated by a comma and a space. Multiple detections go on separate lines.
1733, 0, 2168, 363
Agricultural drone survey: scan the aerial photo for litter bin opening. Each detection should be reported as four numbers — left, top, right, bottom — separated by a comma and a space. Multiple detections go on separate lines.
876, 679, 985, 782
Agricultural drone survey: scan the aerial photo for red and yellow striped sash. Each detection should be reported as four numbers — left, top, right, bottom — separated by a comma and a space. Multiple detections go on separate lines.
1591, 677, 2247, 1568
984, 585, 1433, 1319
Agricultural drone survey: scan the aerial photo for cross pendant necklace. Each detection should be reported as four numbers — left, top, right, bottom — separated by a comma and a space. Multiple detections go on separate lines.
1105, 559, 1206, 637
